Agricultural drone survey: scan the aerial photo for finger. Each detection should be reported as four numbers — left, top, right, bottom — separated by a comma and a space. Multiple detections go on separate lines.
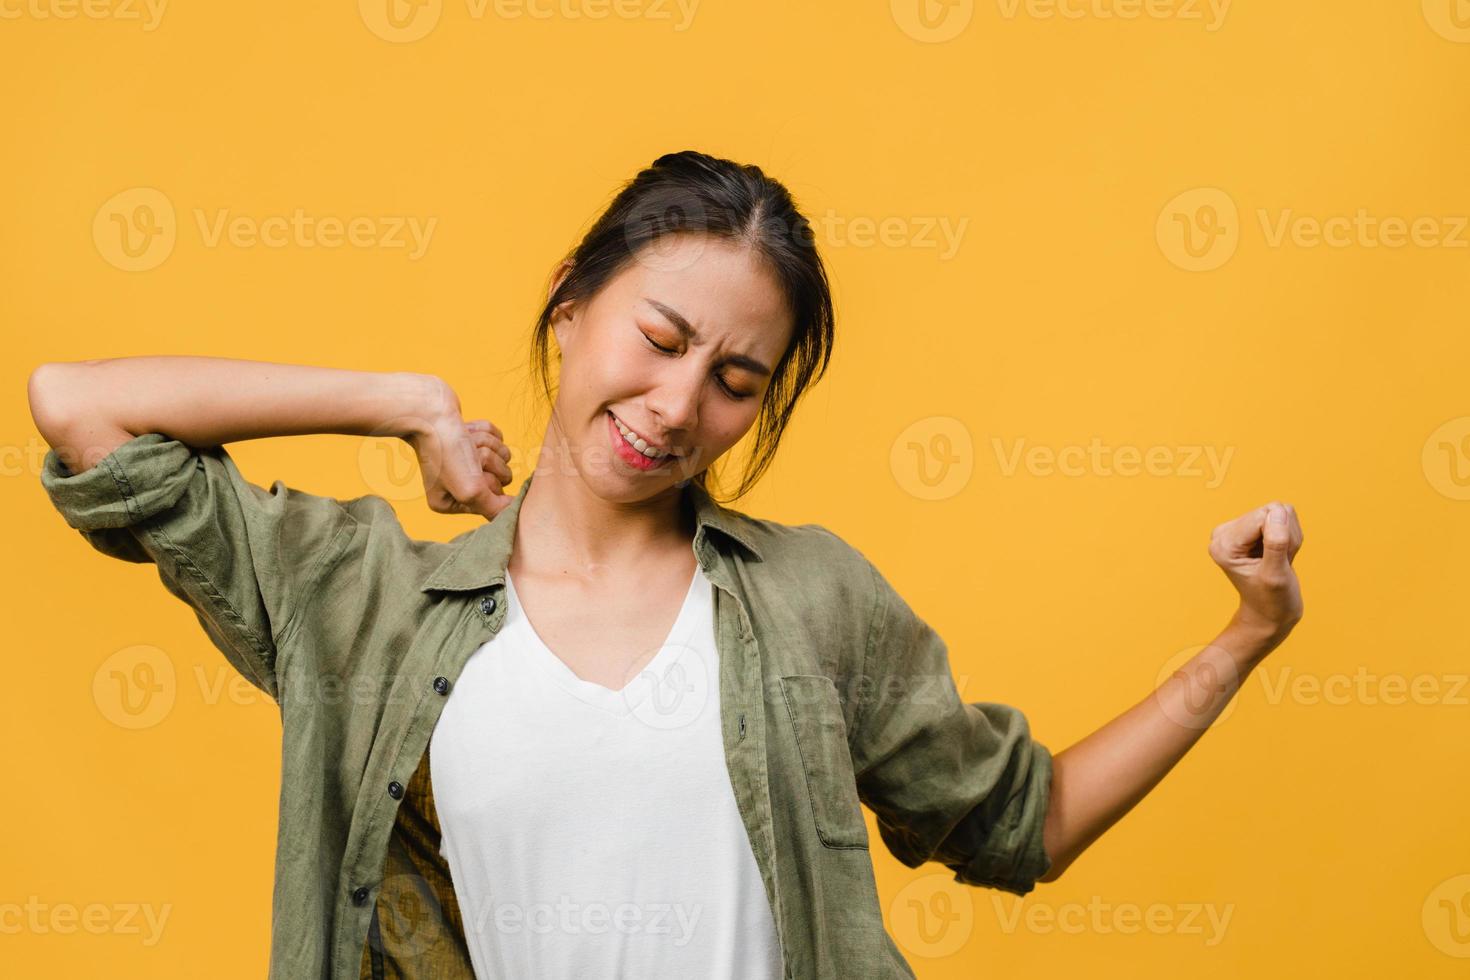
438, 458, 490, 505
465, 484, 512, 521
442, 458, 503, 508
475, 445, 494, 471
441, 438, 495, 500
482, 445, 512, 488
464, 418, 505, 441
1284, 502, 1303, 559
471, 439, 512, 488
1216, 505, 1269, 557
1262, 501, 1292, 570
470, 430, 513, 466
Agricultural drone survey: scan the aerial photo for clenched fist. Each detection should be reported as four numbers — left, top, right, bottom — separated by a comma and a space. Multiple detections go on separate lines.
406, 406, 515, 521
1209, 501, 1305, 650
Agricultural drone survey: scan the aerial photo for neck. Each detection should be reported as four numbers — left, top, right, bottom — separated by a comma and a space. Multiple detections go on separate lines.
516, 419, 697, 580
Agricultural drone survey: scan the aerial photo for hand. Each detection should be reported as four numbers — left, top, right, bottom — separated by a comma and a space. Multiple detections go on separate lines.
405, 386, 514, 520
1208, 501, 1305, 651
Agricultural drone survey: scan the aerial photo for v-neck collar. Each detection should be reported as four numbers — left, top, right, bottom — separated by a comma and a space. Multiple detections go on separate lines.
506, 562, 707, 715
418, 470, 763, 595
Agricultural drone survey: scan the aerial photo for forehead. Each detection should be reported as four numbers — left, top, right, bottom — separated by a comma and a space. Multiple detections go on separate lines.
602, 236, 795, 357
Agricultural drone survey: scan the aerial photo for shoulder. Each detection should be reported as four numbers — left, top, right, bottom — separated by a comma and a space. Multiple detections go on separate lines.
328, 492, 466, 587
721, 510, 882, 616
725, 508, 871, 567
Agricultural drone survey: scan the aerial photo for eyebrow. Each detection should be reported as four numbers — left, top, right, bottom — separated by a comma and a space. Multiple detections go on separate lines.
643, 297, 773, 377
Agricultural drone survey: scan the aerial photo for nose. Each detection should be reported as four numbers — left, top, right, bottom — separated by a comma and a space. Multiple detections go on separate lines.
645, 360, 702, 435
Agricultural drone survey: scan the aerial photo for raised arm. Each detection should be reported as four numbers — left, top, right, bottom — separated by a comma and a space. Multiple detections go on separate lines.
1038, 501, 1306, 881
29, 355, 517, 701
27, 356, 512, 517
28, 356, 440, 470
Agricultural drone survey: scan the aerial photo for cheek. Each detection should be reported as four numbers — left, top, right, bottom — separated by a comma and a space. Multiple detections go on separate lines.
600, 332, 656, 384
700, 402, 761, 450
567, 333, 635, 395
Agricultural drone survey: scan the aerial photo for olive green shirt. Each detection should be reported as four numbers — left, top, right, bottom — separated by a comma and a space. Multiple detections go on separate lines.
39, 432, 1054, 979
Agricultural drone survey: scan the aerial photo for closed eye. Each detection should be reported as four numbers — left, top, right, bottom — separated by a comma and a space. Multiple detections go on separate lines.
641, 331, 754, 400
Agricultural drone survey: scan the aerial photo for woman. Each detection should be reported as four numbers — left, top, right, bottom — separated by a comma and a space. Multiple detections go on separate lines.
30, 150, 1305, 980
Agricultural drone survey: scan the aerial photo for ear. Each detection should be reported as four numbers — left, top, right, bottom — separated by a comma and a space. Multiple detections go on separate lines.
548, 259, 573, 303
548, 259, 575, 346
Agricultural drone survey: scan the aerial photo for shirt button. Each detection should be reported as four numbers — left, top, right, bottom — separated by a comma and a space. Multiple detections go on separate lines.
388, 781, 404, 800
432, 675, 450, 695
479, 595, 497, 615
352, 886, 370, 906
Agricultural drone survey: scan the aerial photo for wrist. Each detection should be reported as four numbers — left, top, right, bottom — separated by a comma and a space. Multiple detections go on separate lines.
1218, 610, 1290, 669
391, 373, 456, 443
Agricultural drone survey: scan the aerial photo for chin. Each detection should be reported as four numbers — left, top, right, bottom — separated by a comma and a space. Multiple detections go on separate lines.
575, 452, 675, 502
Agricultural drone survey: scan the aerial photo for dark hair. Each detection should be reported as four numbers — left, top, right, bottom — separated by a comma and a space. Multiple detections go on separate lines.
530, 150, 835, 503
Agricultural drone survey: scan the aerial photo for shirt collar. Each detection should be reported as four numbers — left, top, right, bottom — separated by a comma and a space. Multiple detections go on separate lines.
418, 470, 763, 593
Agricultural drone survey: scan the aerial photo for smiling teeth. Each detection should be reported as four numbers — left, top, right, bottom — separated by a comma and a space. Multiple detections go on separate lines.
613, 414, 669, 459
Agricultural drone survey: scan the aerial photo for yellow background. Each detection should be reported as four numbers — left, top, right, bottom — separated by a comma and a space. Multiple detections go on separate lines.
4, 1, 1468, 976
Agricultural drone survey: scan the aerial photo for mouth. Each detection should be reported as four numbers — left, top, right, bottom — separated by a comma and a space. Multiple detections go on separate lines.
607, 410, 679, 472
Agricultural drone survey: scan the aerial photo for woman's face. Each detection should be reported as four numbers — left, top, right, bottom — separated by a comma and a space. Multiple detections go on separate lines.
547, 233, 796, 502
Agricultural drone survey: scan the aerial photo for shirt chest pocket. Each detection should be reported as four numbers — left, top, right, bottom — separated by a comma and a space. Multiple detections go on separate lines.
779, 674, 870, 850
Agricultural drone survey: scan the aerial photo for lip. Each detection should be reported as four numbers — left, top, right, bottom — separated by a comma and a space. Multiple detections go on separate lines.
607, 410, 676, 471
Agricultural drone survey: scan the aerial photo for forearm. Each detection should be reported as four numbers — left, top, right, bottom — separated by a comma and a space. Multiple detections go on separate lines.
1037, 615, 1279, 882
28, 356, 446, 474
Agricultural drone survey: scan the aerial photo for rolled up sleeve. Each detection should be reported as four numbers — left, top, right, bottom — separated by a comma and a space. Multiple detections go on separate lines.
850, 558, 1054, 896
39, 432, 353, 703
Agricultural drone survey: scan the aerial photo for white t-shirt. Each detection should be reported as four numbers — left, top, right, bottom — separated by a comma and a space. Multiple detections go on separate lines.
429, 562, 784, 980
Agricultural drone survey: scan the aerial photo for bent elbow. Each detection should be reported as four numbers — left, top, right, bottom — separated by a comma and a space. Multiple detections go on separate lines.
28, 361, 131, 475
29, 362, 81, 442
